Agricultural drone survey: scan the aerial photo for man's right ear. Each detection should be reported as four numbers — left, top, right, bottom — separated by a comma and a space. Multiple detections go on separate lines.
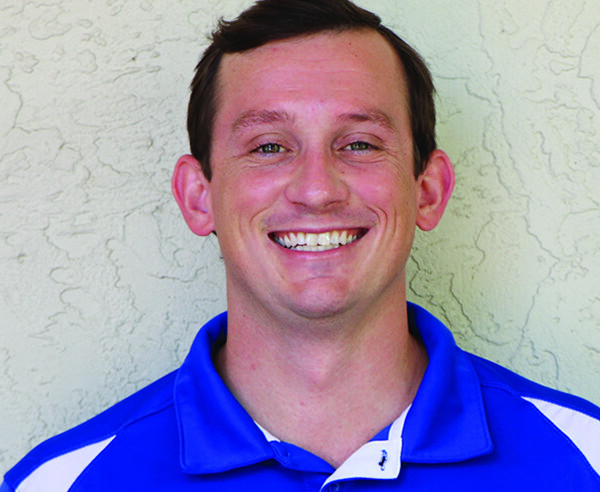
172, 154, 215, 236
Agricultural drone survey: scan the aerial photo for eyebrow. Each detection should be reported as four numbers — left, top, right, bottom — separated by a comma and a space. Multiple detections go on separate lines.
336, 110, 396, 131
232, 110, 295, 132
231, 109, 396, 133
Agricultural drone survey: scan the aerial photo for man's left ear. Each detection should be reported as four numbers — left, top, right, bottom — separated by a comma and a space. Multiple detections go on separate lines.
416, 149, 455, 231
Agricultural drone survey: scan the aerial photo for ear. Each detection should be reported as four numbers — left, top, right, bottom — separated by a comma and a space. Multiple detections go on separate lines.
172, 154, 215, 236
415, 149, 455, 231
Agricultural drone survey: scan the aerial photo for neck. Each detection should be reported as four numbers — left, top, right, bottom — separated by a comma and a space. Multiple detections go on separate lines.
215, 298, 427, 468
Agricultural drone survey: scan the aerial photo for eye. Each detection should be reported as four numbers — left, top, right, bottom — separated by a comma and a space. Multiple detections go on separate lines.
344, 141, 375, 151
253, 143, 286, 154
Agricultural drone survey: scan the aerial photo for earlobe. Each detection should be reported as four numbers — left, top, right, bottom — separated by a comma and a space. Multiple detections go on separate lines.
415, 149, 455, 231
172, 154, 215, 236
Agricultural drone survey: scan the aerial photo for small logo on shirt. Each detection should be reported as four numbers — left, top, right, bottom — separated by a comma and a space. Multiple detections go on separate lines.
379, 449, 388, 471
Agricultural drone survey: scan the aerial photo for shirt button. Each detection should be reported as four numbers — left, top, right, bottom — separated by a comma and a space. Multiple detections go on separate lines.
330, 484, 340, 492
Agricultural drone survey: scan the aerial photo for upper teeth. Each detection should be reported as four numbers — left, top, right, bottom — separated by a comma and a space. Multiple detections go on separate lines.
274, 230, 359, 251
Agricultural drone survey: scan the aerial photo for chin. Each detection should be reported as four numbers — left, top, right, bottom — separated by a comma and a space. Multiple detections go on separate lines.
283, 291, 356, 322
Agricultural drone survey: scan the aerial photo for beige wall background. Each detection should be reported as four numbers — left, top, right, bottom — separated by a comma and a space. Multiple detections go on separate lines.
1, 0, 599, 474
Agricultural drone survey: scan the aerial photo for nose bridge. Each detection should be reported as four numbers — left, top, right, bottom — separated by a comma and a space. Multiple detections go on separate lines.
285, 148, 349, 209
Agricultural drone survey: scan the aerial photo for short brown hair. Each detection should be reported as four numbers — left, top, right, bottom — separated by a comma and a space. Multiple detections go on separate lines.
187, 0, 436, 180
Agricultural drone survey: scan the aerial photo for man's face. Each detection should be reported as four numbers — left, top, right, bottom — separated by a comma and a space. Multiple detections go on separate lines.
199, 30, 433, 323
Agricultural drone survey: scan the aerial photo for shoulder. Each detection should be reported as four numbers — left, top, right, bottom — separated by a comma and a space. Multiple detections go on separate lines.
468, 352, 600, 474
469, 352, 600, 419
3, 371, 177, 492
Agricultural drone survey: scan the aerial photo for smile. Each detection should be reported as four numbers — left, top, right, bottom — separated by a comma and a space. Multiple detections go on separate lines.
269, 229, 366, 252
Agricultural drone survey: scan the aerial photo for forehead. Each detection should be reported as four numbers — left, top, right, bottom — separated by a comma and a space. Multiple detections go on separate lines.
215, 29, 409, 118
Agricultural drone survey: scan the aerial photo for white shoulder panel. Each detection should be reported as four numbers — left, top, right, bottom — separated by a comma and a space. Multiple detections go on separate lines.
524, 397, 600, 475
16, 436, 115, 492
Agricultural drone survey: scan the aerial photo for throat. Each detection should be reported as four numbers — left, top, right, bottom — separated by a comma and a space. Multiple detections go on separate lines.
216, 328, 427, 469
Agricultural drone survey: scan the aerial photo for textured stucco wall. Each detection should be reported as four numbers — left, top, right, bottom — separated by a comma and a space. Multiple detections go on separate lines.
1, 0, 599, 474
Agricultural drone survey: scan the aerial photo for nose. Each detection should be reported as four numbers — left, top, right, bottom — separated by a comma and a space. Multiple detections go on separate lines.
284, 150, 350, 211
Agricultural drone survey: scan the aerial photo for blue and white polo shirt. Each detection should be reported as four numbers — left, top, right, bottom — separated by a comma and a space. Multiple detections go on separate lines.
3, 304, 600, 491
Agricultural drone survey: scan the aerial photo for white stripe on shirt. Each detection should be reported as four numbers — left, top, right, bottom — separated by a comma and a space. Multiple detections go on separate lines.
16, 436, 115, 492
524, 397, 600, 475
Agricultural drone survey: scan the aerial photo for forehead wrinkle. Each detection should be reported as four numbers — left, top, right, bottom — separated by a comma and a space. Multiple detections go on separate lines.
232, 110, 295, 133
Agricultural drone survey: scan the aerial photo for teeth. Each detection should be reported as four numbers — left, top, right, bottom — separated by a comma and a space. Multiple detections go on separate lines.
340, 230, 348, 245
273, 230, 362, 251
318, 232, 330, 245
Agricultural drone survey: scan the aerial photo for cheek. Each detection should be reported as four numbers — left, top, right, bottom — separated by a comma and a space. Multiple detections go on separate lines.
352, 170, 417, 213
210, 170, 285, 228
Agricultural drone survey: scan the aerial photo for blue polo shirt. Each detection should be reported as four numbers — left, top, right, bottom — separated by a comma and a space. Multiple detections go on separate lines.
3, 304, 600, 491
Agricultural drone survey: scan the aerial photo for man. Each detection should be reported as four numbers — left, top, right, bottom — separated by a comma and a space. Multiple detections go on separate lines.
3, 0, 600, 490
